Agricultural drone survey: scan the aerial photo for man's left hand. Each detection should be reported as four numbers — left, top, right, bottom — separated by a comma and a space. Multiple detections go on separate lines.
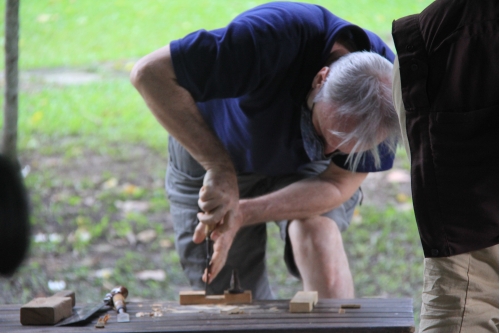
193, 207, 243, 283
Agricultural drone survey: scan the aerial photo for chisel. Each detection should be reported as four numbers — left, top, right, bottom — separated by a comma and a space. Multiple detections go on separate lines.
55, 286, 129, 326
205, 224, 214, 295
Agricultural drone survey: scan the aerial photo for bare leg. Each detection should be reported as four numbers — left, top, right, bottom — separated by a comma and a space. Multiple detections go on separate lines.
288, 216, 354, 299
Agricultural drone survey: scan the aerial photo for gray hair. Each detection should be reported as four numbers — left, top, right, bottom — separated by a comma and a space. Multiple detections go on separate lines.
314, 51, 399, 171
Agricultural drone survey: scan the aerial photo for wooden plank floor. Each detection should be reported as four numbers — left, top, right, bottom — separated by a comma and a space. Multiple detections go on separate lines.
0, 298, 415, 332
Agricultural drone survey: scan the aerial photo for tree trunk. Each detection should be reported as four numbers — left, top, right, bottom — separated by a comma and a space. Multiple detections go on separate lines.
2, 0, 20, 167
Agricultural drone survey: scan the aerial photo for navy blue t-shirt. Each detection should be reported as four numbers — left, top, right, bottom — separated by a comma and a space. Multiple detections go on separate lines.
170, 2, 395, 176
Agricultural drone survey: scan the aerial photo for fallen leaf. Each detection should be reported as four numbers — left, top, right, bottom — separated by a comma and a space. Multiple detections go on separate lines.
135, 270, 166, 281
94, 268, 113, 279
137, 229, 157, 243
102, 178, 118, 190
396, 193, 409, 203
160, 238, 173, 248
115, 200, 149, 213
122, 183, 140, 195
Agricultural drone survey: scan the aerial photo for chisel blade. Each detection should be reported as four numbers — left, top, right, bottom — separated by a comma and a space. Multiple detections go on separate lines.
117, 312, 130, 323
55, 303, 106, 326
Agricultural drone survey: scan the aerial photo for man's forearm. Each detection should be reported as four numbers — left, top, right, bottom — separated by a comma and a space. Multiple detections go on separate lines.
239, 165, 367, 226
131, 44, 239, 229
130, 45, 234, 173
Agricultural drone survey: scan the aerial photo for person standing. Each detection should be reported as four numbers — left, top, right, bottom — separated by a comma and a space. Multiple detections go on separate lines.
392, 0, 499, 331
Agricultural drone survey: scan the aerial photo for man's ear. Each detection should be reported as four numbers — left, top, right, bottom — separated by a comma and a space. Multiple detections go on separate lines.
312, 67, 330, 88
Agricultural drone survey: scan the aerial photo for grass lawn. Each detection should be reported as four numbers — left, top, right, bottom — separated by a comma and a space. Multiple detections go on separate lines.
1, 0, 431, 329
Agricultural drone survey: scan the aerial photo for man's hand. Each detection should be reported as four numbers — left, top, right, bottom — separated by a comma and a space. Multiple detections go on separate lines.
193, 166, 239, 242
193, 200, 243, 283
192, 166, 240, 282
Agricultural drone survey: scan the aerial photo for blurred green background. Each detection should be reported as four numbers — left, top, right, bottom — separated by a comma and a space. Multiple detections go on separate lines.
0, 0, 432, 329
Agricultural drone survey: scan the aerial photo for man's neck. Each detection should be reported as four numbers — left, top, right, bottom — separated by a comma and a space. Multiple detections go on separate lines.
325, 41, 351, 66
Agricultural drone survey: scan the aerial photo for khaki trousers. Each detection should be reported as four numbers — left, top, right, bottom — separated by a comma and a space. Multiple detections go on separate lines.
420, 245, 499, 333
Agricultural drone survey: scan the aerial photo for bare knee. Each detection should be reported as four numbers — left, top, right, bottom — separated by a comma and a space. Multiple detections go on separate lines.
289, 216, 342, 248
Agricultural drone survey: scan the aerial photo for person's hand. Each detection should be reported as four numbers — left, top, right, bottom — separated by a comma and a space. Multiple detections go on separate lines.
193, 167, 239, 243
194, 208, 242, 283
192, 166, 240, 282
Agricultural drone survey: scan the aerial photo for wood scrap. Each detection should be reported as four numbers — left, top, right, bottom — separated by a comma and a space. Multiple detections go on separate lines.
20, 291, 75, 325
220, 306, 244, 315
179, 290, 252, 305
340, 304, 361, 309
289, 291, 318, 313
95, 314, 110, 328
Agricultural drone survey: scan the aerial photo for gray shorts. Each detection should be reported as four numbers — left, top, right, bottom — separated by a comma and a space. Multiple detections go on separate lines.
165, 136, 360, 299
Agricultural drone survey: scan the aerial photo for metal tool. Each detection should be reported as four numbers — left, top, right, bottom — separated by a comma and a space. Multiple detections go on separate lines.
228, 269, 244, 294
112, 286, 130, 323
55, 286, 129, 326
205, 224, 214, 295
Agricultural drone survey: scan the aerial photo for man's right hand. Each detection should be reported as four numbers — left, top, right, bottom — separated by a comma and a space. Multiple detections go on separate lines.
193, 166, 239, 243
197, 167, 239, 227
192, 166, 240, 282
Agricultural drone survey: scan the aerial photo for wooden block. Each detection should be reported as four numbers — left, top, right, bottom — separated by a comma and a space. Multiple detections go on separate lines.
179, 291, 212, 305
52, 290, 76, 307
179, 290, 252, 305
224, 290, 252, 304
289, 291, 318, 313
20, 296, 73, 325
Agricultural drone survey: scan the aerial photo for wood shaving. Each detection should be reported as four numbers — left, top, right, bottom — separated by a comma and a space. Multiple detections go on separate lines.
220, 306, 244, 315
136, 306, 164, 318
95, 314, 111, 328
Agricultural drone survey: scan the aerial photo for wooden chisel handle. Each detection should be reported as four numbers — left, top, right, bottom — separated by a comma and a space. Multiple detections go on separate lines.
112, 293, 126, 312
205, 223, 215, 234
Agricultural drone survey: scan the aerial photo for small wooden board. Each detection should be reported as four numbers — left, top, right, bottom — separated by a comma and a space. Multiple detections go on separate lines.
289, 291, 318, 313
179, 290, 252, 305
20, 296, 73, 325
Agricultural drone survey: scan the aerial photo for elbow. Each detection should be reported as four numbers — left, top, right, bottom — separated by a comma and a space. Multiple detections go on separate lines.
130, 57, 149, 91
130, 48, 175, 94
130, 45, 174, 93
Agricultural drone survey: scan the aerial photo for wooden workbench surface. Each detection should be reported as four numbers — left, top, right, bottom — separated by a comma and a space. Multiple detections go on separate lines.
0, 298, 415, 332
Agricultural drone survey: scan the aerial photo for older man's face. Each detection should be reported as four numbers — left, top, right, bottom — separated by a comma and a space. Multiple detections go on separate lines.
311, 102, 386, 156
